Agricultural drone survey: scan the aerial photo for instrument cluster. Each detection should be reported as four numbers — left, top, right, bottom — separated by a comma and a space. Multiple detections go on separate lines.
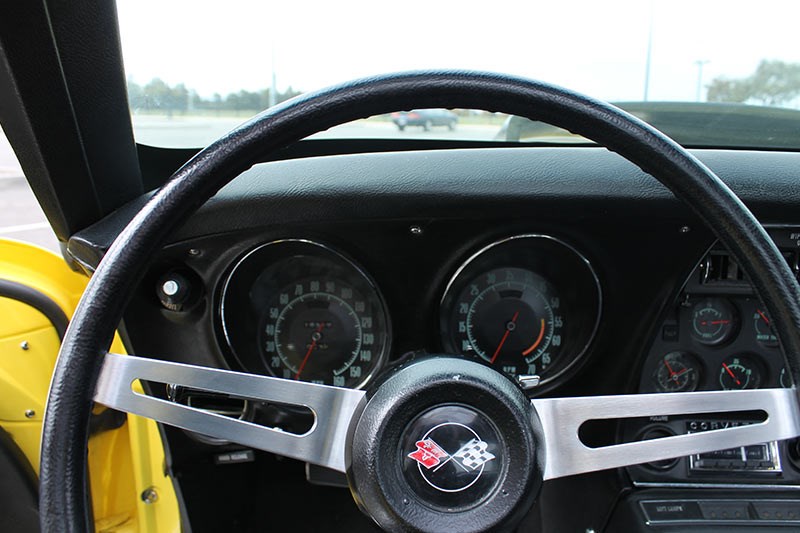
640, 292, 792, 395
218, 235, 602, 392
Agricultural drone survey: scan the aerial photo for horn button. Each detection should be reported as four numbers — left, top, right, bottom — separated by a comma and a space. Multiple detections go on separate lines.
401, 404, 502, 506
346, 357, 543, 533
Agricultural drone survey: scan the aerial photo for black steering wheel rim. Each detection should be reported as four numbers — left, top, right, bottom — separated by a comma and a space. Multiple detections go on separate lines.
40, 71, 800, 532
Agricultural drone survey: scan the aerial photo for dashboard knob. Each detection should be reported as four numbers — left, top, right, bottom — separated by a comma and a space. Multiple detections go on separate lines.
156, 271, 195, 312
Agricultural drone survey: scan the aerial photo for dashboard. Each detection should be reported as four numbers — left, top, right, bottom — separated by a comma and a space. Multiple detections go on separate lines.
71, 146, 800, 531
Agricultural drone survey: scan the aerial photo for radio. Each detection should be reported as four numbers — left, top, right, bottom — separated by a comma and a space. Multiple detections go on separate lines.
685, 419, 781, 473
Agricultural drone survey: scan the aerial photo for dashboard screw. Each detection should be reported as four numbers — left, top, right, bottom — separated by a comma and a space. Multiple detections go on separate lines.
24, 409, 35, 418
20, 341, 29, 350
679, 225, 691, 234
141, 487, 159, 504
409, 225, 423, 236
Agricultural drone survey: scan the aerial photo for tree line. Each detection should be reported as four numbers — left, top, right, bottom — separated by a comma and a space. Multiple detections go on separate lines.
127, 78, 303, 115
707, 60, 800, 106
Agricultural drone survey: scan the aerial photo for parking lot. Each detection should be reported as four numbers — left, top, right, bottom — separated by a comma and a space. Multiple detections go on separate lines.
1, 117, 503, 255
0, 130, 59, 252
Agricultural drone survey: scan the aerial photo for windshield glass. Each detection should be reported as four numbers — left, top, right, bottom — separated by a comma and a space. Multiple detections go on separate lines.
117, 0, 800, 149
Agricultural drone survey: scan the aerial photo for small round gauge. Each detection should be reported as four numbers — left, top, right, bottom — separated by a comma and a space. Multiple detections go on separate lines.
780, 368, 793, 388
453, 267, 561, 376
220, 240, 390, 388
440, 235, 601, 386
690, 298, 738, 346
653, 351, 701, 392
719, 354, 763, 390
753, 308, 779, 347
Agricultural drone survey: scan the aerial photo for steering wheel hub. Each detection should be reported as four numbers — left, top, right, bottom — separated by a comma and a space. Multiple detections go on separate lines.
401, 404, 501, 501
346, 357, 543, 532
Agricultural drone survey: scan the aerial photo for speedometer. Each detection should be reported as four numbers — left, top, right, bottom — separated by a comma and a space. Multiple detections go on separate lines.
220, 240, 390, 388
441, 235, 601, 389
262, 278, 380, 385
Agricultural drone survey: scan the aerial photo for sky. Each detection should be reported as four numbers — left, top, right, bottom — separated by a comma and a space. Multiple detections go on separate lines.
116, 0, 800, 103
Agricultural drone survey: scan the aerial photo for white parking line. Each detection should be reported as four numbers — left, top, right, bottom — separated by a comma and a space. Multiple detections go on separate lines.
0, 221, 50, 234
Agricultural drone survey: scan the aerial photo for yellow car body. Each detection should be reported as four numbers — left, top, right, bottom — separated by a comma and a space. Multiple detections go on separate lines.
0, 238, 179, 532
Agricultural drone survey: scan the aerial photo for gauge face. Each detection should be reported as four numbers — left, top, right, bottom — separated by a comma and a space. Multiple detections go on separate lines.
719, 355, 762, 390
220, 240, 390, 388
264, 286, 372, 384
440, 235, 601, 387
690, 298, 737, 345
653, 351, 701, 392
753, 308, 779, 347
450, 267, 562, 377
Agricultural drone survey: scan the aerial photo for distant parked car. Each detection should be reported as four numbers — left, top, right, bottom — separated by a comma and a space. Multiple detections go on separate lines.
391, 108, 458, 131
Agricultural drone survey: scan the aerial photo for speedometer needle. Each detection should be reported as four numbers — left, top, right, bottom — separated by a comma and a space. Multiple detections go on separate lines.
295, 323, 325, 380
490, 311, 519, 364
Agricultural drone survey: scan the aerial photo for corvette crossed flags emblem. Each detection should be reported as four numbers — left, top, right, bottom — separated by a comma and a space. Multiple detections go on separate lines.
408, 437, 496, 471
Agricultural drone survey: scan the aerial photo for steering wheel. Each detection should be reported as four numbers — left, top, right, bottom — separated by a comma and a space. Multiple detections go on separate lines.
40, 72, 800, 532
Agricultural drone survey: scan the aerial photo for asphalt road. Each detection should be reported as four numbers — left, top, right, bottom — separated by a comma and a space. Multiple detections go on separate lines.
0, 117, 504, 255
133, 116, 502, 147
0, 130, 60, 253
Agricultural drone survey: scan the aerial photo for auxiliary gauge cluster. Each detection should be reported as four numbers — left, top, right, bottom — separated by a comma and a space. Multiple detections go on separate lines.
626, 234, 800, 485
643, 294, 790, 394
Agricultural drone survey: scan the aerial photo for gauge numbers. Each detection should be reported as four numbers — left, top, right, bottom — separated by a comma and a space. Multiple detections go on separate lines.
451, 267, 563, 378
221, 240, 389, 389
440, 235, 601, 388
264, 283, 375, 385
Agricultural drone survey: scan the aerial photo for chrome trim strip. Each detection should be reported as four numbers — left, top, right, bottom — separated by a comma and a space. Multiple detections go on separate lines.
94, 353, 365, 473
532, 387, 800, 480
634, 482, 800, 491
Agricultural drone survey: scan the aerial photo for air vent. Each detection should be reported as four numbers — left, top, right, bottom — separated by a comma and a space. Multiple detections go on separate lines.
700, 252, 746, 284
700, 249, 800, 285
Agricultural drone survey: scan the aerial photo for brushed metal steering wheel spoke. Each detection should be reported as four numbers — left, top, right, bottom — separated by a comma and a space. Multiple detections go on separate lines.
532, 388, 800, 480
93, 352, 365, 472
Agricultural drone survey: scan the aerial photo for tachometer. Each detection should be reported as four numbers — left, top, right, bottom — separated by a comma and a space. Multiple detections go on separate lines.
220, 240, 390, 388
449, 267, 562, 377
441, 235, 601, 388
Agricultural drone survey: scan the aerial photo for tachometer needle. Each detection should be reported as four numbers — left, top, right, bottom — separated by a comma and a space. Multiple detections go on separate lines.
757, 309, 770, 325
490, 311, 519, 364
722, 362, 741, 386
295, 323, 325, 380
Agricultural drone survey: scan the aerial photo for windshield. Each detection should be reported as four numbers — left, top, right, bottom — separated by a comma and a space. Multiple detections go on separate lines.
117, 0, 800, 149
